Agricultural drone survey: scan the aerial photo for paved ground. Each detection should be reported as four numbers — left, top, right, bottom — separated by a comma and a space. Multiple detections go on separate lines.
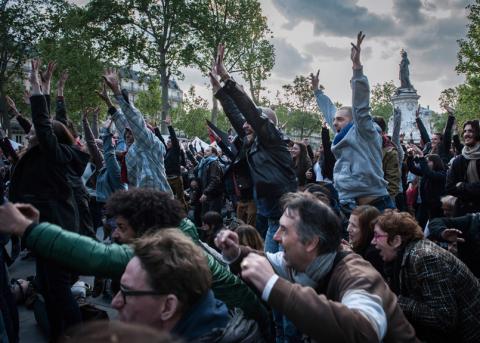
7, 230, 117, 342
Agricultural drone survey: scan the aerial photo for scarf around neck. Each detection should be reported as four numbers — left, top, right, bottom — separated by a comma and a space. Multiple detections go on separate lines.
462, 142, 480, 160
333, 122, 354, 145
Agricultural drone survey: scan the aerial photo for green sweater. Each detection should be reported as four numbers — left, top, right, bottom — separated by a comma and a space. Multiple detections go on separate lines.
24, 219, 268, 322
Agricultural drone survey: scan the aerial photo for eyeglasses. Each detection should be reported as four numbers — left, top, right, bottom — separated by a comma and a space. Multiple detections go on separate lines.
118, 284, 164, 304
372, 232, 389, 241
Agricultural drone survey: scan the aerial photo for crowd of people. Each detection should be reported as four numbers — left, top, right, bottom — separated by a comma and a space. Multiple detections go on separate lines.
0, 31, 479, 343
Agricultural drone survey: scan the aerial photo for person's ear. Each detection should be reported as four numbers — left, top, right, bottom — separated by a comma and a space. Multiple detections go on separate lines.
305, 236, 320, 253
391, 235, 402, 249
159, 294, 180, 322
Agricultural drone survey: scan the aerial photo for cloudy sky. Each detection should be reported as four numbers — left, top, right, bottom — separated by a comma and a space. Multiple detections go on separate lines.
73, 0, 471, 111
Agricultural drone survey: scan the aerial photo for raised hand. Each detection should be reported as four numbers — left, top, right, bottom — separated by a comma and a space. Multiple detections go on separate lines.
163, 115, 172, 126
415, 105, 421, 118
5, 96, 18, 113
40, 61, 57, 95
96, 82, 114, 108
444, 105, 455, 116
30, 59, 42, 95
215, 43, 229, 81
102, 68, 121, 96
350, 31, 365, 70
310, 69, 320, 91
57, 69, 69, 97
23, 90, 31, 105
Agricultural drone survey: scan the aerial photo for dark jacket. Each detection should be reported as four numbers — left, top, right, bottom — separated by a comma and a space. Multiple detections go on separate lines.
446, 155, 480, 215
9, 95, 87, 231
407, 156, 446, 209
163, 126, 182, 177
416, 115, 454, 165
215, 89, 254, 201
429, 213, 480, 277
197, 158, 224, 198
219, 80, 297, 199
392, 239, 480, 343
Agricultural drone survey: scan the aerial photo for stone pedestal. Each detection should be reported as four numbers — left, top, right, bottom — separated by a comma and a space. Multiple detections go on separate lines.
388, 88, 431, 143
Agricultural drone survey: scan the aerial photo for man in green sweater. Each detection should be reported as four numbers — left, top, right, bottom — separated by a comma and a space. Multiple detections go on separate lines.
0, 189, 268, 326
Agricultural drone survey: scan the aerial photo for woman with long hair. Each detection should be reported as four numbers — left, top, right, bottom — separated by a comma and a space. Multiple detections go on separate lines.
290, 141, 312, 188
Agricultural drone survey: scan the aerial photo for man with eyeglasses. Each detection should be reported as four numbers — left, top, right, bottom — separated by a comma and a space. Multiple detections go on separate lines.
110, 228, 262, 341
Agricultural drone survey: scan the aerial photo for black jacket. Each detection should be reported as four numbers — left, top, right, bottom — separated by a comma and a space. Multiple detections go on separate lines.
407, 156, 446, 208
446, 155, 480, 215
429, 213, 480, 277
220, 80, 297, 198
9, 95, 88, 232
215, 89, 254, 201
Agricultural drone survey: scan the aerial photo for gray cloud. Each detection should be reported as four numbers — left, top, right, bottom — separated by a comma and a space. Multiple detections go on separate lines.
271, 38, 313, 79
304, 41, 372, 61
272, 0, 402, 37
392, 0, 426, 25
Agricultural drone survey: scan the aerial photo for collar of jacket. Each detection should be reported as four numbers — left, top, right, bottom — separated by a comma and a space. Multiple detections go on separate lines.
171, 290, 229, 341
333, 122, 354, 145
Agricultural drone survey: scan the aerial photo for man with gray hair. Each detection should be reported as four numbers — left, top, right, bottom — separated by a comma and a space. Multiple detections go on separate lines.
311, 32, 393, 213
215, 192, 417, 342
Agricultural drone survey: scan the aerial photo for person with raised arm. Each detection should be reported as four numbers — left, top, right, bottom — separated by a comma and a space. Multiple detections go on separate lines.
210, 44, 297, 254
310, 32, 393, 213
101, 69, 172, 194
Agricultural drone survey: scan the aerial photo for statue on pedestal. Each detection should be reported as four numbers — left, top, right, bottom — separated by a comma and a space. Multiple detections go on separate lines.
399, 49, 414, 90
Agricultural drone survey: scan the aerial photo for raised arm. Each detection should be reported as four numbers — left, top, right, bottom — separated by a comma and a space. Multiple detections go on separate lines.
392, 107, 404, 164
82, 107, 104, 170
5, 95, 32, 134
441, 107, 455, 159
311, 70, 336, 130
321, 122, 335, 180
350, 32, 378, 138
100, 123, 124, 192
415, 107, 431, 145
55, 69, 68, 125
29, 60, 72, 164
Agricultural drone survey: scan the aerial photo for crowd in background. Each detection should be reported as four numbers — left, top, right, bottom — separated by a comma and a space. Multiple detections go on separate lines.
0, 33, 479, 343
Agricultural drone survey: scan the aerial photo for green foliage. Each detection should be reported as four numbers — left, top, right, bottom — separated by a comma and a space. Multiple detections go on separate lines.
171, 86, 230, 140
135, 78, 162, 122
454, 0, 480, 131
187, 0, 275, 122
370, 81, 396, 122
277, 75, 322, 139
0, 0, 69, 130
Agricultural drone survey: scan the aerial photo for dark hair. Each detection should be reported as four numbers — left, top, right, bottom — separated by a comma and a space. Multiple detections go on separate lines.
234, 224, 264, 250
373, 117, 387, 133
426, 154, 445, 171
52, 120, 75, 145
106, 189, 185, 237
463, 120, 480, 141
372, 210, 423, 246
134, 229, 211, 308
66, 119, 78, 139
62, 320, 181, 343
202, 211, 223, 232
281, 192, 341, 254
350, 205, 380, 253
292, 141, 311, 169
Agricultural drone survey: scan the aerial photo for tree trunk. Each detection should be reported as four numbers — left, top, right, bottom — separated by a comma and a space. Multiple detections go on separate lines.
248, 75, 258, 104
159, 65, 170, 135
211, 92, 218, 125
